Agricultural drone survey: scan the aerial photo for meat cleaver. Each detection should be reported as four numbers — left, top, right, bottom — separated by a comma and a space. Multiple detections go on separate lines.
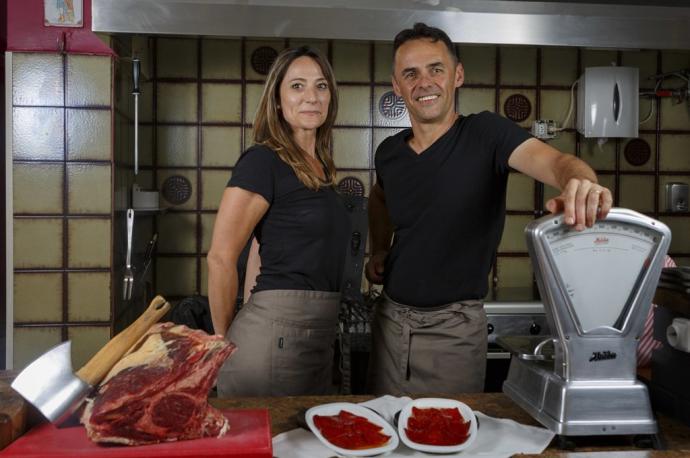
11, 295, 171, 425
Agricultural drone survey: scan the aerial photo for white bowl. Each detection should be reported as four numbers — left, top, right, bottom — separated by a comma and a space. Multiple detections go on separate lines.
305, 402, 399, 456
398, 398, 477, 454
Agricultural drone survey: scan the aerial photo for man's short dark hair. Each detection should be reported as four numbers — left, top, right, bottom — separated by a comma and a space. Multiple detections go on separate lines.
393, 23, 458, 63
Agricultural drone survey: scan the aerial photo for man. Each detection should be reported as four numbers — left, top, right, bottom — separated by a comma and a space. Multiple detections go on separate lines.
365, 23, 613, 395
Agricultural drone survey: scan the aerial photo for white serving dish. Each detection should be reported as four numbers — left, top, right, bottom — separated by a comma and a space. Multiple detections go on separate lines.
305, 402, 399, 456
398, 398, 477, 454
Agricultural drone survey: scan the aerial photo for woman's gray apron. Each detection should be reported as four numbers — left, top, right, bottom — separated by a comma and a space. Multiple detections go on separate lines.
217, 289, 340, 397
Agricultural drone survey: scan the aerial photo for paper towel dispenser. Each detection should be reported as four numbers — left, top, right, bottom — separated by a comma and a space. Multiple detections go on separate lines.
577, 66, 639, 138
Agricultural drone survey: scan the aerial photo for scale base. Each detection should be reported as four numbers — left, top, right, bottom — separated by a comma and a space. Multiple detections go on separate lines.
503, 357, 657, 436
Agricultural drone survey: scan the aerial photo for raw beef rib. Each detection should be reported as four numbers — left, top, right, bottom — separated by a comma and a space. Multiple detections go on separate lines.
81, 322, 236, 445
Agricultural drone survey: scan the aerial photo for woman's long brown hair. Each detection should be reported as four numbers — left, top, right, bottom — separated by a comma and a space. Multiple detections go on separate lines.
253, 46, 338, 190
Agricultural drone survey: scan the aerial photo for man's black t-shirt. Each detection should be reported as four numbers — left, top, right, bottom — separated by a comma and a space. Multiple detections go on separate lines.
228, 145, 349, 293
375, 111, 532, 307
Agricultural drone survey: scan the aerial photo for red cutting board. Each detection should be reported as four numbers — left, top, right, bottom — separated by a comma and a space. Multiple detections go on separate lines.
2, 409, 272, 457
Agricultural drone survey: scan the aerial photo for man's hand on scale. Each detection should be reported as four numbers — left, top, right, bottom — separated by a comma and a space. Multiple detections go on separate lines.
545, 178, 613, 231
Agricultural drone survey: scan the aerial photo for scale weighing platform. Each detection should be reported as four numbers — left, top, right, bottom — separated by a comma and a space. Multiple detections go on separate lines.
498, 208, 670, 439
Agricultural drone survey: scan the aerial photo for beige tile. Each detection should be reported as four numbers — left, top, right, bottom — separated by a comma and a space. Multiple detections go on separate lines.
661, 51, 690, 74
202, 170, 231, 210
12, 107, 64, 160
660, 217, 690, 254
138, 125, 154, 167
333, 41, 370, 82
621, 134, 656, 172
68, 218, 111, 268
373, 128, 405, 154
638, 97, 655, 129
580, 137, 616, 171
158, 169, 197, 210
66, 109, 111, 160
661, 97, 690, 130
499, 89, 537, 128
333, 129, 371, 169
541, 47, 578, 86
157, 213, 198, 253
157, 83, 197, 123
458, 45, 496, 85
496, 256, 533, 288
66, 55, 111, 106
547, 132, 576, 157
157, 126, 198, 167
289, 39, 328, 55
246, 40, 285, 80
68, 164, 112, 214
373, 86, 409, 127
67, 272, 111, 321
540, 90, 572, 126
336, 86, 371, 126
201, 213, 216, 253
202, 83, 242, 122
202, 127, 242, 167
582, 50, 617, 68
13, 163, 63, 214
458, 88, 495, 116
245, 83, 264, 126
200, 260, 209, 296
14, 218, 63, 268
374, 43, 394, 83
619, 175, 655, 213
13, 327, 62, 371
498, 215, 532, 252
506, 173, 535, 211
674, 257, 690, 267
157, 38, 198, 78
660, 135, 690, 171
202, 39, 241, 80
14, 273, 63, 322
13, 53, 64, 106
68, 326, 111, 369
622, 50, 658, 83
659, 175, 690, 211
243, 127, 256, 151
500, 46, 537, 85
335, 170, 372, 197
157, 256, 197, 296
598, 175, 616, 202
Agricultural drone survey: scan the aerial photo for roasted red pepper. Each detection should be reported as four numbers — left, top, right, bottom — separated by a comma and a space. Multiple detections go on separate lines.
313, 410, 390, 450
404, 406, 471, 446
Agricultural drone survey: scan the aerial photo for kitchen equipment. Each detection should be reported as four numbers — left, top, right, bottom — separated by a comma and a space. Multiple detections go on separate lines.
0, 380, 26, 450
498, 208, 670, 437
2, 408, 272, 457
577, 66, 639, 138
665, 182, 689, 212
123, 208, 134, 301
11, 296, 170, 425
132, 58, 140, 176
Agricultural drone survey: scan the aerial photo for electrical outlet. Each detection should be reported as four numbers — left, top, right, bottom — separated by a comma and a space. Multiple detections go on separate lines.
531, 120, 558, 139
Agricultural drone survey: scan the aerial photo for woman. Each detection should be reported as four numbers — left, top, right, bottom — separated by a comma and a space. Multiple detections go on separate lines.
207, 46, 349, 397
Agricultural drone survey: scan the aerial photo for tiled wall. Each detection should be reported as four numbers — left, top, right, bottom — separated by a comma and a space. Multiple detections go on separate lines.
10, 52, 113, 369
125, 37, 690, 304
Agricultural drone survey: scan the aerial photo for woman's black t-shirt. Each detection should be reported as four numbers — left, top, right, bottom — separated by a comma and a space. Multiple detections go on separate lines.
228, 145, 350, 293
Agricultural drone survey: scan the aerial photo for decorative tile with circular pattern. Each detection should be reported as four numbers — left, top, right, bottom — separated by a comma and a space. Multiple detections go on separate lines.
378, 91, 407, 120
162, 175, 193, 205
251, 46, 279, 76
337, 176, 365, 197
504, 94, 532, 122
624, 138, 651, 167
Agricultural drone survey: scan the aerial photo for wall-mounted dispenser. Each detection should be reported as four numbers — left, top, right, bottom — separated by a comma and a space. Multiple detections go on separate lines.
577, 66, 639, 138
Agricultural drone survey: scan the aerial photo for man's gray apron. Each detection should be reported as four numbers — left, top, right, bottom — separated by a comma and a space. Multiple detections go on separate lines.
217, 289, 340, 397
367, 293, 487, 396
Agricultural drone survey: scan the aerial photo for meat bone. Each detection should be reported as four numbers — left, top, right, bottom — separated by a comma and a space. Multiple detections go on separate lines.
11, 295, 171, 426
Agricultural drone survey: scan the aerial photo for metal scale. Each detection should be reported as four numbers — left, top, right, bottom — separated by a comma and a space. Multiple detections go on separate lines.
498, 208, 670, 437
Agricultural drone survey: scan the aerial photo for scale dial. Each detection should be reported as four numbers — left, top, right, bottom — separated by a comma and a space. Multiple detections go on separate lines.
545, 220, 659, 333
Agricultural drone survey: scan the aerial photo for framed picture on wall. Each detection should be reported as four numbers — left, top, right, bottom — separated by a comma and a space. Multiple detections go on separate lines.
44, 0, 84, 27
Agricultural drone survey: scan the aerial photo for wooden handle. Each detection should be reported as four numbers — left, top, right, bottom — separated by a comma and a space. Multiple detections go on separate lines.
75, 295, 171, 386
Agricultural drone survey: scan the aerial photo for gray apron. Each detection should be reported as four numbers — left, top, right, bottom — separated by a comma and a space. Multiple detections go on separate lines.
367, 292, 487, 396
217, 289, 340, 397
